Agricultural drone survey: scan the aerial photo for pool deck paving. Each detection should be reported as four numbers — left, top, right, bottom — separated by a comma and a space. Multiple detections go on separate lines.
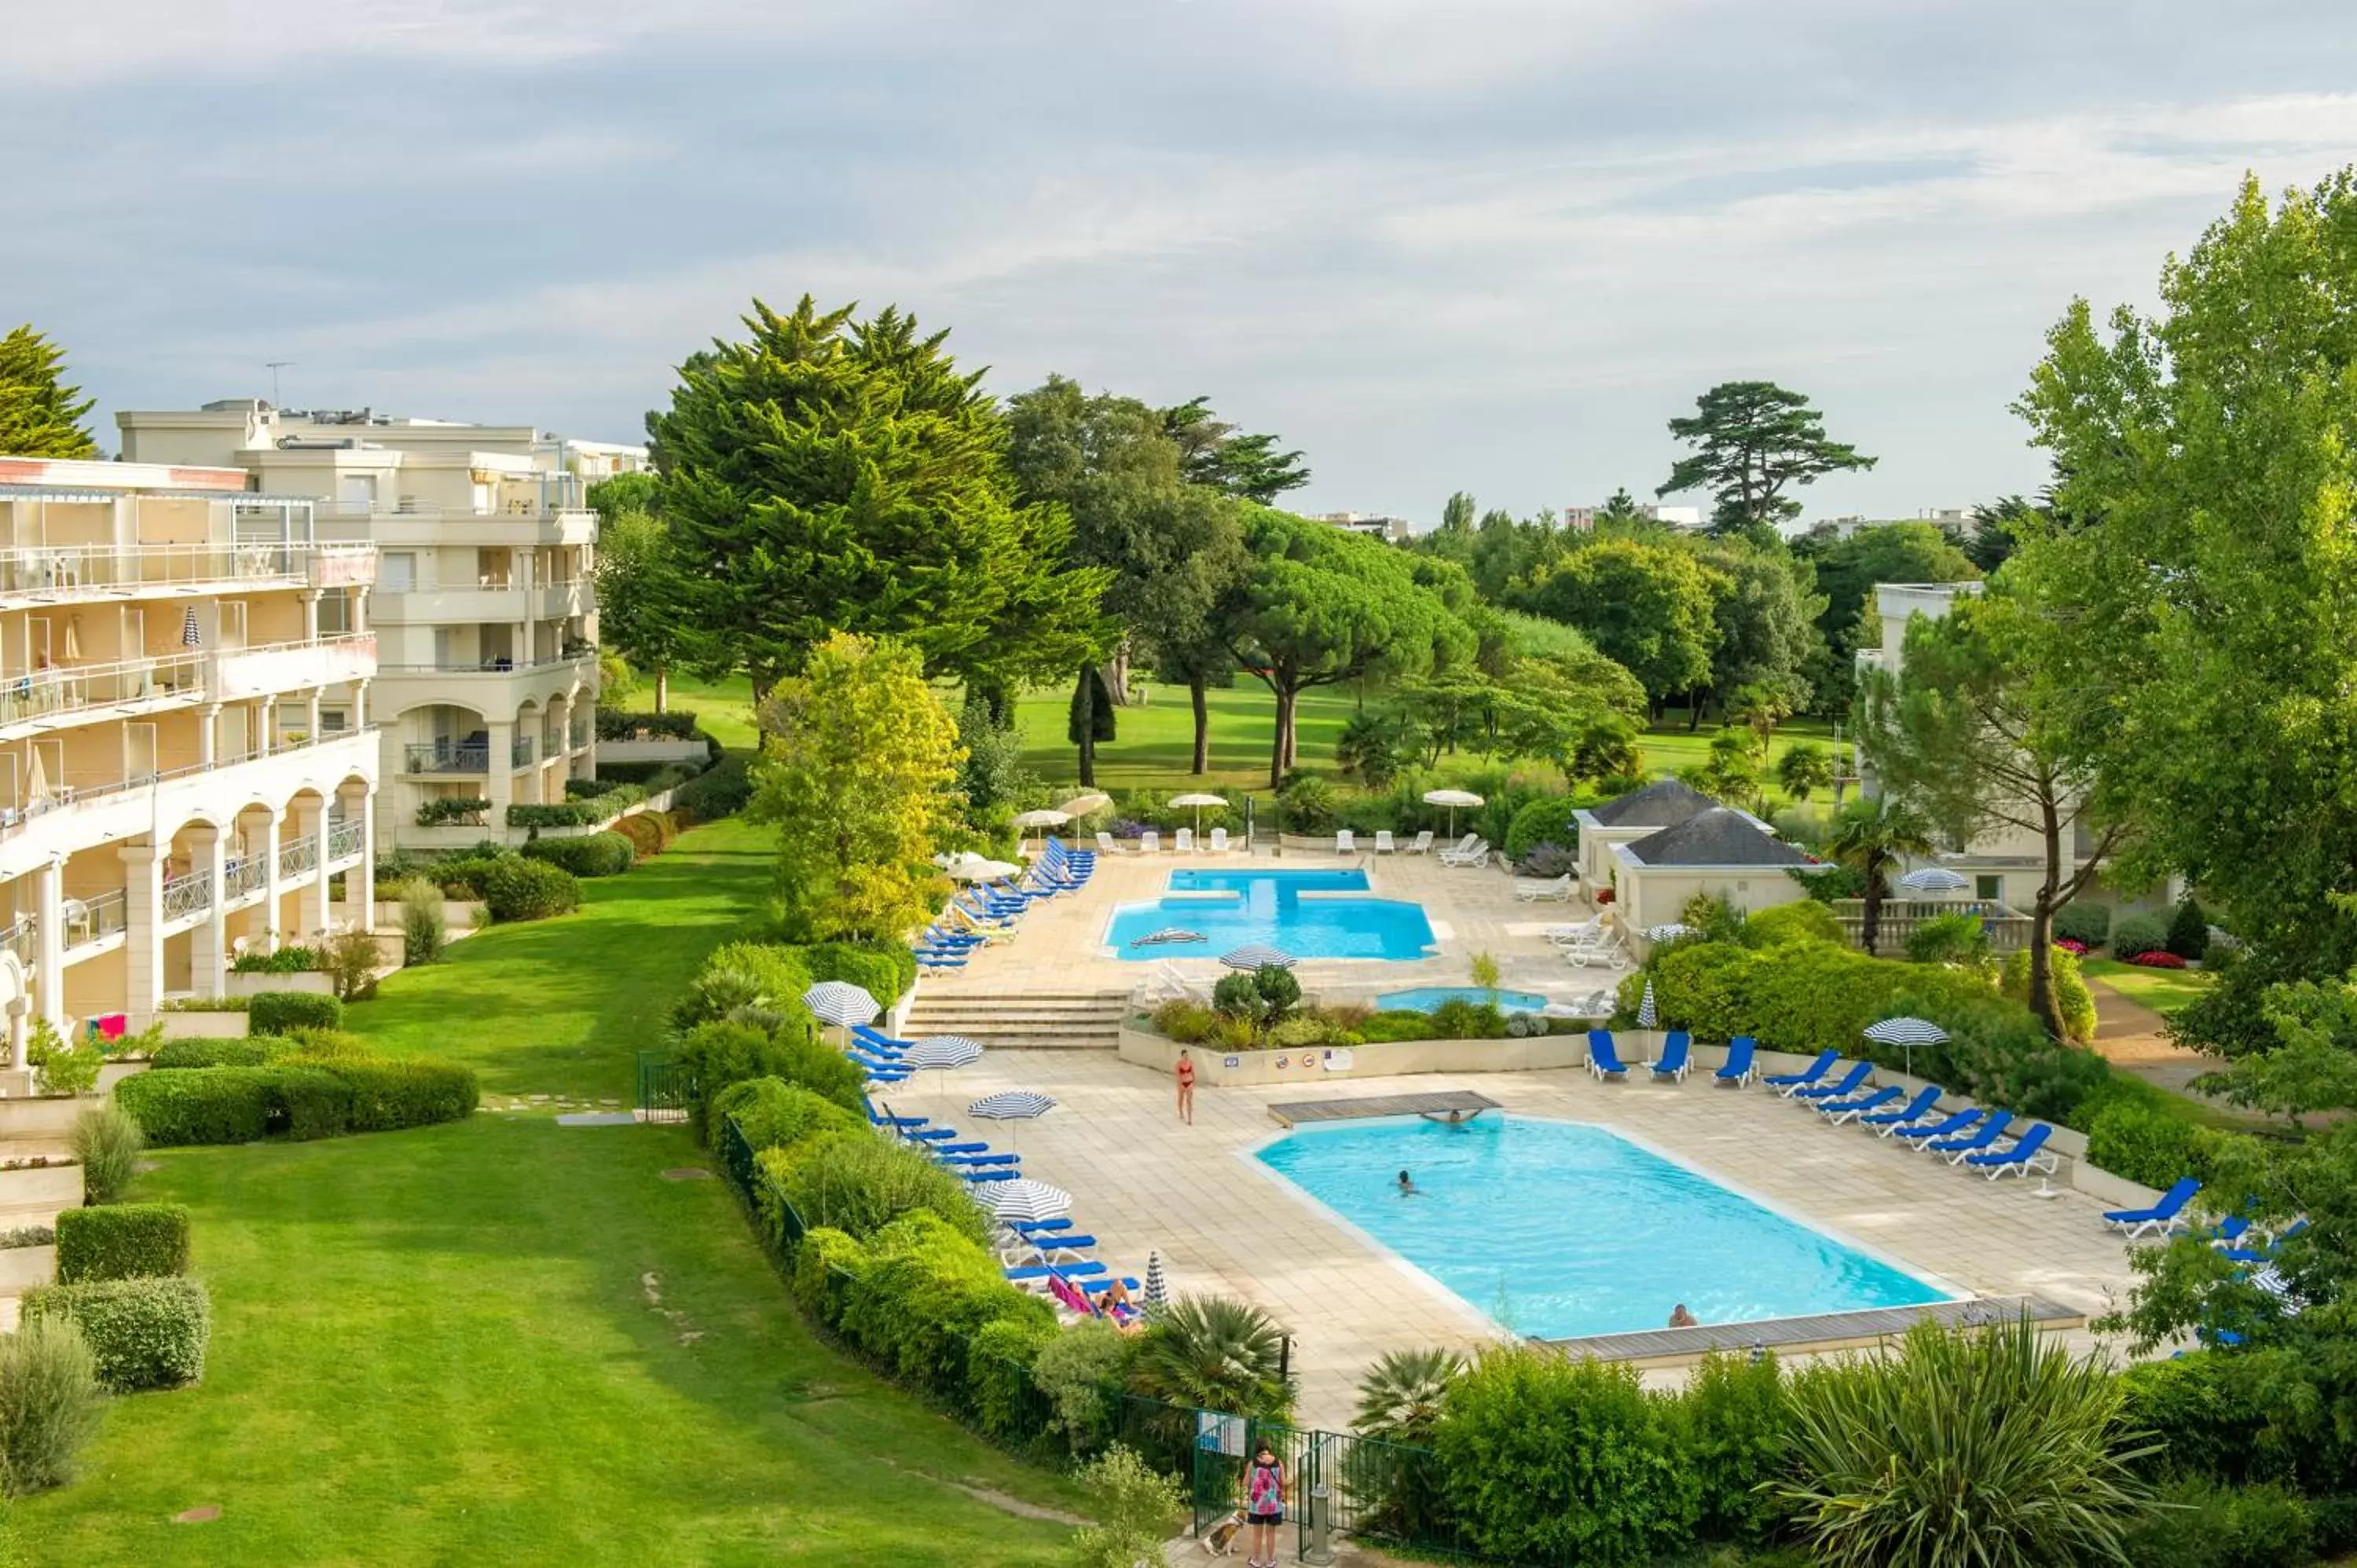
942, 1047, 2144, 1429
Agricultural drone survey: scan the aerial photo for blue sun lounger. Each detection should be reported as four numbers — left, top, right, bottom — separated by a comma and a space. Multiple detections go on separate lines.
1860, 1085, 1943, 1133
1932, 1110, 2014, 1163
2104, 1177, 2201, 1240
1968, 1123, 2058, 1180
1648, 1031, 1692, 1082
1585, 1029, 1629, 1081
2221, 1217, 2310, 1262
1892, 1107, 1983, 1147
1765, 1049, 1840, 1097
1792, 1062, 1874, 1104
1820, 1086, 1901, 1126
1714, 1036, 1758, 1087
1006, 1260, 1109, 1284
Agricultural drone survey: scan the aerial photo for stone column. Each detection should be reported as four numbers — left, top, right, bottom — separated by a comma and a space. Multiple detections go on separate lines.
119, 841, 167, 1016
258, 810, 283, 952
5, 996, 25, 1074
186, 825, 226, 995
34, 856, 65, 1036
259, 697, 277, 757
306, 687, 323, 746
486, 720, 515, 824
340, 780, 376, 932
302, 588, 321, 643
295, 797, 328, 942
200, 702, 222, 768
351, 587, 369, 639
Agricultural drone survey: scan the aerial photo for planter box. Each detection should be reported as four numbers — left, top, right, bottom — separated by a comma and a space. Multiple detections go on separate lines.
0, 1162, 83, 1221
148, 1012, 251, 1040
0, 1244, 54, 1295
598, 738, 708, 763
0, 1096, 84, 1139
1117, 1024, 1586, 1085
225, 970, 334, 998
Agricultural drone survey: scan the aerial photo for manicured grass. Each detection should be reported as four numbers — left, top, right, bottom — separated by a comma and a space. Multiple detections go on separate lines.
663, 672, 761, 753
18, 818, 1080, 1566
2083, 956, 2218, 1018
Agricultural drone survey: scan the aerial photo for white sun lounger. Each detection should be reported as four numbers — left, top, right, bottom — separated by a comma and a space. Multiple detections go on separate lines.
1336, 829, 1355, 854
1405, 830, 1435, 855
1175, 827, 1195, 852
1439, 837, 1490, 867
1140, 830, 1160, 853
1210, 827, 1230, 852
1515, 874, 1574, 902
1374, 830, 1395, 853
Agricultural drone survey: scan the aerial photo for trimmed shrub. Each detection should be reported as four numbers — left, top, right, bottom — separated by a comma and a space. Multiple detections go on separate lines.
414, 795, 490, 826
272, 1065, 355, 1140
802, 941, 913, 1006
2168, 897, 2212, 962
230, 944, 324, 974
1211, 972, 1266, 1023
248, 990, 344, 1036
679, 942, 818, 1028
482, 857, 581, 921
2110, 911, 2170, 960
1357, 1009, 1444, 1043
563, 777, 647, 805
2002, 944, 2099, 1043
0, 1314, 106, 1496
1151, 1001, 1216, 1043
1740, 900, 1844, 948
614, 810, 676, 859
676, 1020, 858, 1140
598, 709, 702, 740
839, 1211, 1055, 1405
713, 1077, 862, 1156
779, 1132, 989, 1244
2086, 1097, 2205, 1190
1675, 1351, 1794, 1546
1434, 1346, 1698, 1567
115, 1067, 276, 1145
969, 1314, 1059, 1441
1430, 998, 1508, 1039
504, 800, 607, 829
791, 1225, 867, 1326
69, 1102, 145, 1206
328, 1058, 478, 1131
522, 830, 635, 877
2052, 902, 2112, 947
2121, 1478, 2315, 1568
56, 1202, 190, 1283
1504, 795, 1582, 863
673, 753, 751, 822
151, 1032, 274, 1070
24, 1276, 212, 1391
2134, 950, 2190, 969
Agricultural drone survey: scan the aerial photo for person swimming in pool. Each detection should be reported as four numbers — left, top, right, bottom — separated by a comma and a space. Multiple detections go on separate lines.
1669, 1302, 1699, 1328
1397, 1169, 1418, 1196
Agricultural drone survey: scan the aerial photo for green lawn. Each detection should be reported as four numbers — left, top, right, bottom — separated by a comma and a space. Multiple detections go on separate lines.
2083, 956, 2218, 1018
662, 672, 761, 753
18, 819, 1077, 1566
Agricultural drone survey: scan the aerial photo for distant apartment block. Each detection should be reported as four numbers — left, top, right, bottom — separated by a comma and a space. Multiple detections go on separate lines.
1314, 511, 1413, 542
1563, 503, 1703, 532
0, 455, 379, 1057
117, 401, 648, 852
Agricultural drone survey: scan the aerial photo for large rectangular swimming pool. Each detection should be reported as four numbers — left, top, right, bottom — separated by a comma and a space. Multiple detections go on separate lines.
1255, 1116, 1952, 1339
1105, 870, 1436, 961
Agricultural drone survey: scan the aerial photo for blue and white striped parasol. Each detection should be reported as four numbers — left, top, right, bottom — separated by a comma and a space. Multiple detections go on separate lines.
181, 605, 202, 647
969, 1091, 1057, 1121
1636, 980, 1658, 1029
1864, 1015, 1949, 1077
900, 1035, 984, 1071
1142, 1249, 1169, 1316
1219, 944, 1296, 971
1899, 866, 1970, 894
987, 1179, 1074, 1225
802, 980, 881, 1028
1644, 922, 1696, 943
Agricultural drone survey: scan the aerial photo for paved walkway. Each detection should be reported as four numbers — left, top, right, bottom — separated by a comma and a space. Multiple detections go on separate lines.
2087, 980, 2212, 1097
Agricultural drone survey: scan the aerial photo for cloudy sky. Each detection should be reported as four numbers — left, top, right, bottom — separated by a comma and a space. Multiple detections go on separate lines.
13, 1, 2356, 526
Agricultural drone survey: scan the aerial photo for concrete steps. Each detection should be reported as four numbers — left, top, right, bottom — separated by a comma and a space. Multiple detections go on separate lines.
901, 988, 1130, 1050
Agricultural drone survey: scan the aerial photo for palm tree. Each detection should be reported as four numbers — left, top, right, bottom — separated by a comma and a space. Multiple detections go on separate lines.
1827, 795, 1934, 956
1131, 1295, 1292, 1418
1351, 1347, 1465, 1441
1776, 741, 1834, 803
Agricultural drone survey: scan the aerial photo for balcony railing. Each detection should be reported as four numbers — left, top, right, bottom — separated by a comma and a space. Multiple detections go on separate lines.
0, 649, 207, 727
377, 652, 591, 676
569, 719, 589, 750
0, 729, 377, 842
328, 819, 364, 861
1829, 899, 2033, 954
279, 834, 319, 880
405, 741, 489, 774
511, 736, 535, 768
224, 855, 268, 900
64, 890, 126, 949
0, 542, 375, 599
161, 870, 214, 922
1, 916, 34, 966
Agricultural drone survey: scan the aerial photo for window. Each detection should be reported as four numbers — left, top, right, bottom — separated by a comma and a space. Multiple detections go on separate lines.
320, 707, 350, 735
337, 474, 378, 511
317, 588, 352, 636
1976, 875, 2003, 901
382, 552, 416, 593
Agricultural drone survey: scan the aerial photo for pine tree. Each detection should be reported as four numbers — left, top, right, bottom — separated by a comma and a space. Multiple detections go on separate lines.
647, 296, 1109, 694
0, 326, 100, 459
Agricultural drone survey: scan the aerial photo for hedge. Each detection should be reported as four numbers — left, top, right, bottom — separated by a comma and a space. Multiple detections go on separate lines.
114, 1058, 476, 1145
673, 754, 752, 821
597, 709, 702, 740
614, 811, 677, 858
1505, 795, 1584, 863
803, 941, 915, 1006
56, 1203, 191, 1284
713, 1078, 863, 1156
115, 1067, 277, 1144
523, 830, 636, 877
152, 1038, 273, 1070
414, 796, 491, 827
593, 759, 707, 786
482, 857, 580, 921
24, 1276, 211, 1390
1629, 940, 1998, 1058
563, 777, 647, 804
505, 800, 609, 829
328, 1058, 480, 1131
248, 991, 344, 1036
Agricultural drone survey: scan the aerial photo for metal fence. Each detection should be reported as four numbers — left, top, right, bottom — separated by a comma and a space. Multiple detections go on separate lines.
635, 1051, 694, 1125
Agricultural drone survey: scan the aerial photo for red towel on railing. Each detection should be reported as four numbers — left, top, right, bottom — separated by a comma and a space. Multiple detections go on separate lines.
97, 1013, 127, 1040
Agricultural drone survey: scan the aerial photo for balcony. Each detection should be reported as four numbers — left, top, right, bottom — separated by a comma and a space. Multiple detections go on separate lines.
278, 834, 319, 880
0, 541, 376, 603
511, 736, 535, 768
64, 890, 126, 950
405, 741, 489, 775
328, 819, 364, 862
212, 633, 377, 701
0, 650, 207, 732
0, 730, 378, 842
161, 869, 214, 922
224, 855, 268, 901
570, 719, 589, 751
377, 651, 592, 676
0, 916, 31, 967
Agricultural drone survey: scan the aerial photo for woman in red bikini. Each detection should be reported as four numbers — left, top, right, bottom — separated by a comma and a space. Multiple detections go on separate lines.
1175, 1048, 1197, 1124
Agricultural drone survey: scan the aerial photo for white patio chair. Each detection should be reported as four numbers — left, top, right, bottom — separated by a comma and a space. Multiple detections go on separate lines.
1140, 830, 1161, 853
1336, 829, 1355, 854
1405, 830, 1435, 855
1098, 831, 1120, 856
1210, 826, 1229, 852
1374, 830, 1395, 854
1175, 827, 1195, 852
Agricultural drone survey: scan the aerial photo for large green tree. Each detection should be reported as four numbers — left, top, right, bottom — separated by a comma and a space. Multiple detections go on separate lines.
647, 297, 1108, 695
1659, 379, 1876, 538
1160, 397, 1310, 502
0, 326, 99, 459
2015, 170, 2357, 1057
1512, 538, 1721, 715
586, 475, 687, 712
1857, 581, 2125, 1037
1226, 508, 1473, 786
1684, 538, 1827, 727
1794, 520, 1980, 713
751, 632, 959, 942
1826, 794, 1936, 957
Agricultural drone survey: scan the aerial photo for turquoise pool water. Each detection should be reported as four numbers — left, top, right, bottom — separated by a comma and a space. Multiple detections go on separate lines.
1377, 986, 1549, 1014
1105, 870, 1436, 961
1256, 1116, 1951, 1339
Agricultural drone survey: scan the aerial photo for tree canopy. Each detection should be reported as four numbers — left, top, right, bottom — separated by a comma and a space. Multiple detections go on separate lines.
1794, 520, 1980, 713
646, 296, 1108, 694
0, 325, 98, 459
1659, 379, 1876, 537
1160, 396, 1310, 502
1512, 537, 1721, 710
585, 475, 687, 711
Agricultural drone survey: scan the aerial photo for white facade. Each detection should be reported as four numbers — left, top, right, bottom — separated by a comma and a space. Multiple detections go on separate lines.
117, 402, 647, 848
1314, 511, 1413, 542
1563, 502, 1703, 532
0, 455, 379, 1060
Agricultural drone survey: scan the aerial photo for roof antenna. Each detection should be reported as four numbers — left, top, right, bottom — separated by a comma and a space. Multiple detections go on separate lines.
266, 361, 295, 406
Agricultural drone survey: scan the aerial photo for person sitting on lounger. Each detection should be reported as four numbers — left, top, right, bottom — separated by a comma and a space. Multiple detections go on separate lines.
1095, 1278, 1135, 1314
1668, 1302, 1699, 1328
1397, 1169, 1419, 1197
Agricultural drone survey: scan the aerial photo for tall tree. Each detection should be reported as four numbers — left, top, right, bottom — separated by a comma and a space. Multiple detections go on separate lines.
1593, 486, 1647, 529
751, 632, 960, 942
1857, 581, 2126, 1037
647, 296, 1109, 695
1439, 490, 1477, 534
1160, 396, 1311, 502
2015, 169, 2357, 1059
1686, 538, 1827, 727
1512, 538, 1721, 715
1226, 508, 1472, 786
586, 475, 686, 712
1826, 795, 1936, 957
1659, 380, 1876, 538
0, 326, 99, 459
1067, 665, 1116, 787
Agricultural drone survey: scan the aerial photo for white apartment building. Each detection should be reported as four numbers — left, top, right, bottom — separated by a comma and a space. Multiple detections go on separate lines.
117, 402, 647, 850
1562, 502, 1703, 532
0, 456, 379, 1062
1314, 511, 1413, 542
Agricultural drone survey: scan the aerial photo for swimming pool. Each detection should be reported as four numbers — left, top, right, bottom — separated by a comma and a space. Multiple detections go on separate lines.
1255, 1116, 1951, 1339
1105, 870, 1436, 961
1376, 986, 1549, 1014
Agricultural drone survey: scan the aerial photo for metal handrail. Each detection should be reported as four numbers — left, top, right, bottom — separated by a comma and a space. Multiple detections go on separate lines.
328, 819, 364, 860
569, 720, 590, 750
279, 834, 319, 878
511, 736, 535, 767
1, 916, 35, 965
0, 649, 207, 725
377, 653, 590, 675
0, 729, 379, 841
63, 890, 126, 948
0, 542, 372, 599
225, 856, 268, 899
161, 870, 214, 921
405, 742, 489, 774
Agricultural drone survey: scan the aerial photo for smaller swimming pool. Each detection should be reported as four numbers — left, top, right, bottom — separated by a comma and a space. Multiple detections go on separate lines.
1377, 986, 1549, 1014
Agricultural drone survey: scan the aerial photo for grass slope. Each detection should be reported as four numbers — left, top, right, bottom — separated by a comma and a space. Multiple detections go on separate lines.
2082, 956, 2218, 1018
18, 819, 1076, 1566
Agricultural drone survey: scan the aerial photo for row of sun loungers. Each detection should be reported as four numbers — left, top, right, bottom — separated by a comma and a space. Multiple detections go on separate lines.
911, 839, 1100, 972
1546, 917, 1629, 969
